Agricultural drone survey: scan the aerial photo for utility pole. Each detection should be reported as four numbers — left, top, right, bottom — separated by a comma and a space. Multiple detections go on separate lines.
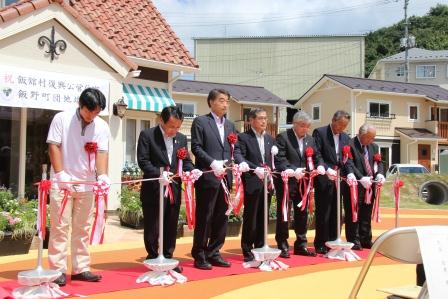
401, 0, 415, 83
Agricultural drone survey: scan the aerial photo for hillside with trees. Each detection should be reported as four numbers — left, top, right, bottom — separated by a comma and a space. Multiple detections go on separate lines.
365, 4, 448, 77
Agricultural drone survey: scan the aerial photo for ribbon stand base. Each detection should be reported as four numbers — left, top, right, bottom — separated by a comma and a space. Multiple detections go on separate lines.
13, 267, 64, 299
243, 246, 289, 271
136, 256, 186, 286
325, 240, 361, 262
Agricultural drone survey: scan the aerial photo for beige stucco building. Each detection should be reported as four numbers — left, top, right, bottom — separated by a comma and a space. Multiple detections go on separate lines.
297, 74, 448, 171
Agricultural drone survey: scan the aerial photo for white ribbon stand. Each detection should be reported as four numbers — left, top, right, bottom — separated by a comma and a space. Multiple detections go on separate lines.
136, 168, 187, 286
325, 169, 360, 262
13, 165, 65, 298
243, 168, 288, 271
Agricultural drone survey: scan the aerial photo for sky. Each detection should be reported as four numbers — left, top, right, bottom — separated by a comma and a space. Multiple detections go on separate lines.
153, 0, 448, 54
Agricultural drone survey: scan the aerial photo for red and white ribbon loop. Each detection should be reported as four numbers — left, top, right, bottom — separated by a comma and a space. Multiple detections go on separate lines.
347, 178, 358, 222
372, 182, 383, 223
231, 164, 244, 215
271, 145, 278, 170
281, 171, 289, 222
364, 185, 373, 204
37, 180, 51, 240
298, 170, 317, 213
58, 189, 71, 224
219, 175, 233, 216
90, 181, 109, 245
181, 172, 196, 229
393, 178, 404, 218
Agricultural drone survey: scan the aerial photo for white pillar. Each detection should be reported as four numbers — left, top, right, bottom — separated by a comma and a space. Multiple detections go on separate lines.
18, 107, 27, 198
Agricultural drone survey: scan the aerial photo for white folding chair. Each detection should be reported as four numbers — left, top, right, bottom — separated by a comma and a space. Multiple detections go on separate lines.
349, 226, 427, 299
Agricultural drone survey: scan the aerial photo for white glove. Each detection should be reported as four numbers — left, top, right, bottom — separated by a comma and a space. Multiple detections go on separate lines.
54, 171, 72, 190
316, 165, 325, 175
210, 160, 227, 177
191, 169, 203, 180
161, 171, 173, 186
239, 162, 250, 173
326, 168, 337, 180
375, 173, 385, 185
347, 173, 357, 183
254, 167, 265, 180
360, 176, 372, 189
283, 169, 295, 177
97, 174, 111, 187
294, 168, 305, 180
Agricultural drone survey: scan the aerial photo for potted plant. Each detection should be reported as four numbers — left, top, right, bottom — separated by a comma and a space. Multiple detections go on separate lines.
177, 206, 186, 239
226, 210, 243, 237
0, 188, 37, 256
118, 186, 143, 229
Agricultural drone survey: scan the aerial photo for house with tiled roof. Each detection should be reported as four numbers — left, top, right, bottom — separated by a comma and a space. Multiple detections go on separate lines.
0, 0, 198, 209
172, 79, 291, 139
369, 48, 448, 89
296, 74, 448, 172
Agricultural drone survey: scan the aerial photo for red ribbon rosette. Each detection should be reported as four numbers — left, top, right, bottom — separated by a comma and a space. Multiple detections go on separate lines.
305, 146, 314, 171
227, 133, 238, 162
373, 153, 381, 173
85, 142, 98, 172
177, 147, 188, 175
342, 145, 352, 164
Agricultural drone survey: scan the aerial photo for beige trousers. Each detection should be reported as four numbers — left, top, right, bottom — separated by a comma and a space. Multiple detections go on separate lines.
48, 190, 94, 274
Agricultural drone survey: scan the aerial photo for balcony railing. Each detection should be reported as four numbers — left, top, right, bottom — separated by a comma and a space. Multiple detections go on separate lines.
438, 122, 448, 139
366, 112, 396, 119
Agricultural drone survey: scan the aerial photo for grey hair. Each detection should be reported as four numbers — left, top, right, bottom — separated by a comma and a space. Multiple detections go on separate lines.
248, 107, 266, 119
293, 110, 311, 124
359, 123, 376, 135
332, 110, 351, 121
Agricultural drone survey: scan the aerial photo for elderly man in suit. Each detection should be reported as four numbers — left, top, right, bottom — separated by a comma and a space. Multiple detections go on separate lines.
313, 110, 356, 254
274, 110, 325, 258
191, 89, 248, 270
238, 108, 275, 262
349, 123, 385, 249
137, 106, 201, 273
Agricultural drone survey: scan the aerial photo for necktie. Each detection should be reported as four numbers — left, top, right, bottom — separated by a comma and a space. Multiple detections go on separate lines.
364, 146, 373, 176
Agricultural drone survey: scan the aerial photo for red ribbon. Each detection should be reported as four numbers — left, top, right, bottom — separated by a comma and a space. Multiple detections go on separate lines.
181, 172, 196, 229
227, 133, 238, 161
298, 171, 317, 214
364, 186, 373, 204
372, 182, 383, 223
342, 145, 352, 164
393, 178, 404, 217
220, 175, 233, 215
164, 166, 174, 204
37, 180, 51, 240
281, 171, 289, 222
90, 181, 109, 245
373, 153, 381, 174
177, 147, 187, 175
231, 164, 245, 215
347, 179, 358, 222
84, 142, 98, 172
58, 189, 71, 223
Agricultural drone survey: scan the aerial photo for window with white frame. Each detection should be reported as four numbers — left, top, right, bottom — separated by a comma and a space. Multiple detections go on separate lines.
176, 102, 196, 117
396, 65, 405, 77
311, 104, 321, 121
416, 65, 436, 78
125, 118, 151, 164
369, 102, 390, 118
408, 104, 419, 121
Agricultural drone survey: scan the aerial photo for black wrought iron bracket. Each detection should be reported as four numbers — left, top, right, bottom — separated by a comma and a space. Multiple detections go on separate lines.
38, 26, 67, 61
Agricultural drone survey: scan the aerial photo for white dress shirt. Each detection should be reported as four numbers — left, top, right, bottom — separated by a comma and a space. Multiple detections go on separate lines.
252, 127, 265, 163
211, 111, 225, 143
293, 131, 305, 156
159, 125, 174, 164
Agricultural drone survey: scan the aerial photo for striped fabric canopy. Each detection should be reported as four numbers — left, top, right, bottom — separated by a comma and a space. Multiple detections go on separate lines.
122, 83, 175, 112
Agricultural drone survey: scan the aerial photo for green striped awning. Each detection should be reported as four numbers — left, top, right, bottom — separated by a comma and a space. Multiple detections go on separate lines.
122, 83, 175, 112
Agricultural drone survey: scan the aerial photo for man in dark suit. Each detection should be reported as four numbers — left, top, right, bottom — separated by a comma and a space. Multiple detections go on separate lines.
238, 108, 275, 262
137, 106, 199, 273
274, 110, 326, 258
349, 124, 385, 249
191, 89, 247, 270
313, 110, 356, 254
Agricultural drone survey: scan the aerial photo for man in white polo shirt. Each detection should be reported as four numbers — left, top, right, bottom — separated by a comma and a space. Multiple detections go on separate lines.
47, 88, 111, 286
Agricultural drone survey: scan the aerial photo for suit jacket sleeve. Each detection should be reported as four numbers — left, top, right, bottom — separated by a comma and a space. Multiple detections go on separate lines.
373, 144, 385, 176
137, 130, 160, 177
233, 125, 244, 164
312, 128, 328, 170
274, 133, 292, 171
191, 117, 215, 166
350, 142, 364, 179
238, 133, 257, 169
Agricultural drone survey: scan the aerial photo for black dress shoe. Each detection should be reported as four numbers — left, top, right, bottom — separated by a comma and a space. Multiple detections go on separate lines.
173, 266, 183, 273
208, 256, 231, 267
315, 246, 328, 254
194, 259, 212, 270
71, 271, 102, 282
53, 273, 66, 287
243, 255, 255, 262
294, 247, 317, 257
361, 241, 373, 249
352, 243, 363, 251
279, 249, 290, 258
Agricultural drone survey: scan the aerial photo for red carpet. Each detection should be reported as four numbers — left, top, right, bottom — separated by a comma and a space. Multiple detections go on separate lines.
0, 249, 372, 297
